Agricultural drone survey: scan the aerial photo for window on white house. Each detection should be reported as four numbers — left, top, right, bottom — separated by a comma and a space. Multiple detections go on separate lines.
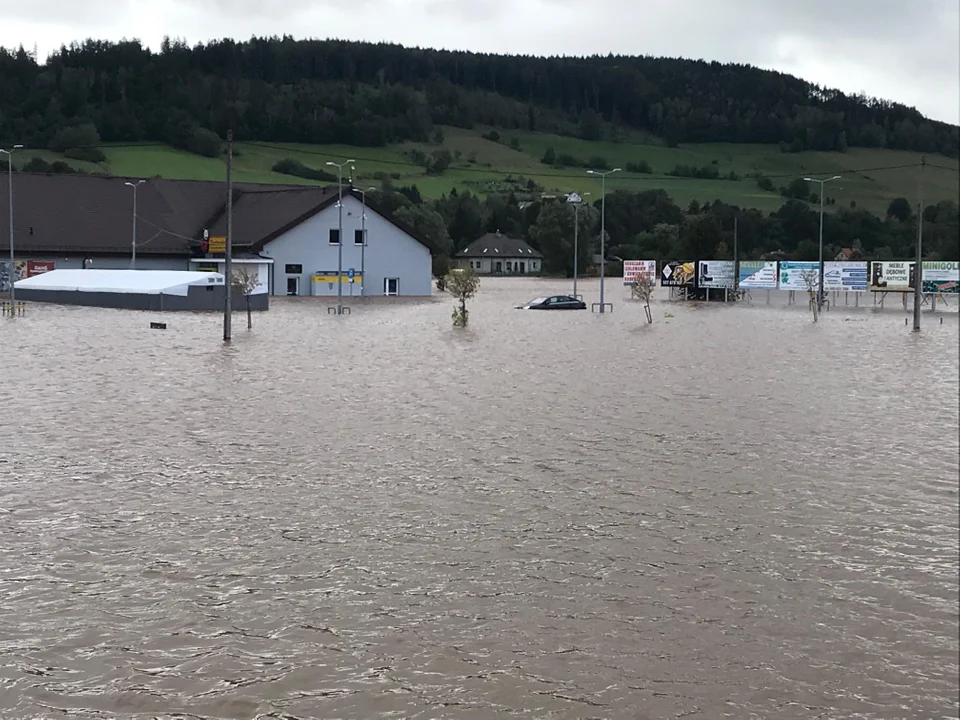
329, 229, 340, 245
384, 277, 399, 296
354, 229, 366, 245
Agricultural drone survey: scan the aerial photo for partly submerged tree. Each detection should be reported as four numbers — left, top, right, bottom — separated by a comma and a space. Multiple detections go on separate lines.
630, 272, 655, 323
444, 267, 480, 327
801, 268, 820, 322
231, 267, 260, 329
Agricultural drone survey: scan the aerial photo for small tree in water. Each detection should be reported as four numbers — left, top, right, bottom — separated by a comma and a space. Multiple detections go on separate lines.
231, 267, 260, 329
801, 269, 820, 322
630, 272, 655, 323
444, 267, 480, 327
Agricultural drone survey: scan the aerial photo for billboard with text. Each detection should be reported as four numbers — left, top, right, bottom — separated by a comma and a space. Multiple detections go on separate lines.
922, 261, 958, 294
869, 261, 915, 292
696, 260, 736, 289
779, 261, 820, 291
622, 260, 657, 286
823, 261, 867, 292
738, 261, 778, 289
660, 261, 696, 287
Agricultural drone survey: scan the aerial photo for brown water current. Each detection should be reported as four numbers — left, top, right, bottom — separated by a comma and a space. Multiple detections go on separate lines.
0, 278, 958, 719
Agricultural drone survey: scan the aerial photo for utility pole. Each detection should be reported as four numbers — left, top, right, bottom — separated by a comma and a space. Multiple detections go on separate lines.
913, 156, 925, 332
125, 180, 145, 268
357, 185, 375, 296
733, 215, 739, 293
326, 159, 356, 314
566, 192, 589, 298
804, 174, 841, 312
1, 144, 22, 307
587, 168, 620, 313
224, 130, 233, 342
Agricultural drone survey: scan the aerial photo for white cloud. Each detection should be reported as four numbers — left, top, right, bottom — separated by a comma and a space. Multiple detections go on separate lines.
0, 0, 956, 124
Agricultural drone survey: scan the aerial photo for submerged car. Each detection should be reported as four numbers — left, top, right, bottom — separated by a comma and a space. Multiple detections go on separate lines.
516, 295, 587, 310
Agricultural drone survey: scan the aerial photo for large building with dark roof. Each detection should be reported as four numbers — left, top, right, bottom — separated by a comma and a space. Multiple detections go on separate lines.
0, 173, 433, 297
456, 231, 542, 275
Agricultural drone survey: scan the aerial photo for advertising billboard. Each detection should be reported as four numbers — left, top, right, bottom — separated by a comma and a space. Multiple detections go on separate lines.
27, 260, 55, 277
661, 261, 695, 287
868, 261, 915, 292
822, 261, 867, 292
696, 260, 736, 289
622, 260, 657, 286
778, 261, 820, 291
738, 261, 778, 289
922, 261, 959, 294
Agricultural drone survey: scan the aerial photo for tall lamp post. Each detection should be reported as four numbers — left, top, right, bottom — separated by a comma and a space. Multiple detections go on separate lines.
586, 167, 620, 313
565, 191, 590, 298
354, 184, 377, 297
326, 159, 355, 314
124, 180, 145, 268
1, 144, 23, 306
803, 174, 841, 311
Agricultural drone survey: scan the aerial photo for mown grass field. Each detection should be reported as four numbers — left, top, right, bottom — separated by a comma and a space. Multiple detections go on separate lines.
23, 126, 959, 215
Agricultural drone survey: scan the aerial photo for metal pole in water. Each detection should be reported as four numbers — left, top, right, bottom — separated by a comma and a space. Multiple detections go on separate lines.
1, 144, 22, 307
224, 130, 233, 342
913, 156, 924, 332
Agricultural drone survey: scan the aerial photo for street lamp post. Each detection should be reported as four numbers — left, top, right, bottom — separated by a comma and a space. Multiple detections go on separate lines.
326, 159, 356, 314
124, 180, 145, 268
586, 168, 620, 313
803, 174, 841, 311
565, 192, 590, 298
1, 144, 23, 306
354, 185, 377, 297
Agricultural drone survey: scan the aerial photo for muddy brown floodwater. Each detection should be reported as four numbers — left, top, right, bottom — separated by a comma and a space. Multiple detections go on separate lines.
0, 278, 957, 719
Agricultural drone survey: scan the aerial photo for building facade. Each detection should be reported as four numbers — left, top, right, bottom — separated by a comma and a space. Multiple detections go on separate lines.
456, 232, 542, 275
255, 194, 432, 297
1, 174, 434, 298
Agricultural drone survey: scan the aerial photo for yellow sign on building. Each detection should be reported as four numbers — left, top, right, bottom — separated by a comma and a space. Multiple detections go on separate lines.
311, 272, 362, 283
207, 236, 226, 253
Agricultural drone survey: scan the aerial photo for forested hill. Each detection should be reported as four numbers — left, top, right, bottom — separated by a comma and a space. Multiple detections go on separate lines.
0, 36, 957, 158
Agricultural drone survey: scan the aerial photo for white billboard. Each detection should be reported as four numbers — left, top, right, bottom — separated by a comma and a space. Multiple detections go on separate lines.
696, 260, 735, 289
823, 261, 868, 292
623, 260, 657, 286
779, 261, 820, 291
922, 261, 959, 294
868, 261, 915, 292
738, 261, 778, 289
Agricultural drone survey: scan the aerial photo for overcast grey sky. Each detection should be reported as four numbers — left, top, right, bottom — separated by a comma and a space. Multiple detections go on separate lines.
1, 0, 957, 124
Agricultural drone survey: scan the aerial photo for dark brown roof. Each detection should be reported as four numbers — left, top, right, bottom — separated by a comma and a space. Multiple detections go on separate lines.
0, 174, 435, 257
457, 232, 543, 259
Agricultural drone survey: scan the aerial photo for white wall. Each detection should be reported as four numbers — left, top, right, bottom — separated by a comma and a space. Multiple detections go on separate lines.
260, 195, 432, 297
190, 259, 271, 294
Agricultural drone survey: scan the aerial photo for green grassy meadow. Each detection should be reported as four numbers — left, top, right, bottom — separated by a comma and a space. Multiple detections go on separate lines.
23, 125, 959, 215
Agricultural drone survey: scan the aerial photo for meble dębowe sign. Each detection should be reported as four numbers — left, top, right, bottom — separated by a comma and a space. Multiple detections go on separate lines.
868, 261, 916, 292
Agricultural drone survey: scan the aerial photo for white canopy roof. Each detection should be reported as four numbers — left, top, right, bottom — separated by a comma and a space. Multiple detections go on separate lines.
15, 269, 225, 296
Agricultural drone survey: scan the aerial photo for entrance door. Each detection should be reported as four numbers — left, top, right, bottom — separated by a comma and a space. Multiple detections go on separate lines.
384, 277, 399, 296
519, 261, 526, 274
286, 277, 299, 296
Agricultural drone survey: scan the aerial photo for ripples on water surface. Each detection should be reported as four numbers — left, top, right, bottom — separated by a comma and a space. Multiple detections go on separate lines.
0, 278, 957, 720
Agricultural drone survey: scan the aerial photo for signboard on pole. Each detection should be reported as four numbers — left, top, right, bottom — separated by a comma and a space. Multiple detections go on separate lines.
661, 261, 696, 287
823, 261, 867, 292
738, 261, 778, 289
778, 261, 820, 291
622, 260, 656, 286
696, 260, 735, 289
922, 261, 959, 294
207, 236, 226, 254
868, 261, 915, 292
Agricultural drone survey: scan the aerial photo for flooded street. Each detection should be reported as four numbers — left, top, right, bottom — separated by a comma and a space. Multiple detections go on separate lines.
1, 277, 958, 719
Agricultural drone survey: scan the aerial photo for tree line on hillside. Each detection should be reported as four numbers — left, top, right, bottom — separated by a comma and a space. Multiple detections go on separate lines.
0, 37, 956, 157
366, 179, 959, 277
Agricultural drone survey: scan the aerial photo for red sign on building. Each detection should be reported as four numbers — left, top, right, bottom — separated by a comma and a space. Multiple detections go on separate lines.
27, 260, 55, 277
